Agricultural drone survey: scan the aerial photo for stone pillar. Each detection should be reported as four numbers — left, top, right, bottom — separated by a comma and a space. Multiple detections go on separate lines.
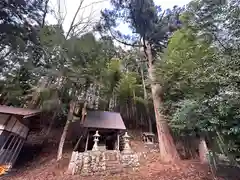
81, 152, 90, 175
120, 132, 140, 168
122, 132, 132, 153
67, 151, 78, 175
92, 130, 100, 151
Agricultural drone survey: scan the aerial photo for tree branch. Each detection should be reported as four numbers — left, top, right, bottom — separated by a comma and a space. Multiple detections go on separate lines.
80, 0, 107, 10
159, 10, 166, 23
109, 29, 142, 47
66, 0, 85, 38
0, 49, 12, 62
70, 8, 98, 36
41, 0, 49, 27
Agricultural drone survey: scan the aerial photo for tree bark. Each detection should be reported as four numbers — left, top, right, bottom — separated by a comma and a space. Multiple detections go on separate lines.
26, 77, 49, 109
140, 65, 152, 132
145, 41, 179, 161
43, 111, 57, 145
0, 92, 7, 104
41, 0, 49, 27
57, 100, 76, 161
73, 101, 87, 151
199, 136, 209, 164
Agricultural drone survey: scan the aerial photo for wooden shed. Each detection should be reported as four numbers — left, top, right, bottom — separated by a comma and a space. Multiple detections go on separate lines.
0, 105, 41, 173
70, 111, 126, 152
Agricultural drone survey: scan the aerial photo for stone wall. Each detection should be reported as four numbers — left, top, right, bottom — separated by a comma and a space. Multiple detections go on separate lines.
68, 151, 106, 175
68, 150, 140, 175
121, 152, 140, 168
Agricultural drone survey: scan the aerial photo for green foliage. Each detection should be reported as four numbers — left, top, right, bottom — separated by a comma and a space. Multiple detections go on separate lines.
98, 0, 183, 53
158, 0, 240, 157
0, 0, 47, 50
2, 0, 239, 159
114, 72, 138, 99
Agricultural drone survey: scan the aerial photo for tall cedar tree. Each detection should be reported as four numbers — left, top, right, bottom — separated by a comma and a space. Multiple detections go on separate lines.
98, 0, 182, 161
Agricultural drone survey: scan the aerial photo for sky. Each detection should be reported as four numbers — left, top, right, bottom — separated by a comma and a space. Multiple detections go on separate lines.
47, 0, 192, 34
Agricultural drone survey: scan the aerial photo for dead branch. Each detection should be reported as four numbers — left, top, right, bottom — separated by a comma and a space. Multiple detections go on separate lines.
66, 0, 85, 38
41, 0, 50, 27
80, 0, 107, 10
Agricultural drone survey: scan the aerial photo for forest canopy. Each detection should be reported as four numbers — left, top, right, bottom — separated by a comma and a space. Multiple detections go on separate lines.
0, 0, 239, 162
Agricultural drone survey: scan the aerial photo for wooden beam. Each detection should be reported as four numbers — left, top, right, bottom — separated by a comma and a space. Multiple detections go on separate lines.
10, 139, 25, 166
117, 133, 120, 150
0, 134, 17, 163
85, 132, 89, 152
4, 135, 20, 164
0, 114, 12, 131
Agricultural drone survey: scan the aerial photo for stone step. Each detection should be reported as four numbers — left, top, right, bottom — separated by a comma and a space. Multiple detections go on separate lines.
105, 165, 123, 174
106, 161, 123, 166
106, 163, 122, 168
106, 160, 120, 164
105, 154, 120, 161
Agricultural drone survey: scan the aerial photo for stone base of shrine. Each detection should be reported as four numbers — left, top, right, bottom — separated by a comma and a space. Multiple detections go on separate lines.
67, 150, 140, 175
120, 151, 140, 168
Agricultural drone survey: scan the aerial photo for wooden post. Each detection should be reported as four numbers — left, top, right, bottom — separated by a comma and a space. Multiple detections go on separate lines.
85, 132, 89, 152
199, 136, 209, 164
11, 140, 24, 167
4, 135, 19, 164
117, 133, 120, 150
9, 138, 23, 164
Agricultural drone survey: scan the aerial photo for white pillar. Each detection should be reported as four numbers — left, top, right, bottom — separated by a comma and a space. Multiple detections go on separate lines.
116, 133, 120, 150
85, 132, 89, 152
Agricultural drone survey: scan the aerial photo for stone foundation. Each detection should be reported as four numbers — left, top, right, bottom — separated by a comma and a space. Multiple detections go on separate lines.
68, 150, 139, 175
121, 152, 140, 168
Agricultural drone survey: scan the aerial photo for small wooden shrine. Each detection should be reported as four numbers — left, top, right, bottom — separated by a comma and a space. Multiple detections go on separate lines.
0, 105, 41, 174
68, 110, 140, 175
70, 110, 126, 152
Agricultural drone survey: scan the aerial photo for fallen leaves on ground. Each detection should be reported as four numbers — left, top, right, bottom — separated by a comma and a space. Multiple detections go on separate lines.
2, 149, 220, 180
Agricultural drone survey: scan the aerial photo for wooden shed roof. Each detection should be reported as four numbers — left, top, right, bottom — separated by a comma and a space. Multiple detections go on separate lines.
0, 105, 41, 118
72, 111, 126, 130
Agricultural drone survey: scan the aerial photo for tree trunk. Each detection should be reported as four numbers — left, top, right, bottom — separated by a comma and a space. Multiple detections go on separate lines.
145, 41, 179, 161
140, 65, 153, 132
43, 111, 57, 145
146, 106, 152, 133
199, 136, 209, 164
57, 101, 76, 161
26, 77, 49, 109
73, 101, 87, 151
46, 112, 57, 137
0, 92, 7, 104
41, 0, 49, 27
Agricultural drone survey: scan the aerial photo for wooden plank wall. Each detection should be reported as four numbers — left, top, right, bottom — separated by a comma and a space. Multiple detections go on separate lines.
0, 114, 29, 138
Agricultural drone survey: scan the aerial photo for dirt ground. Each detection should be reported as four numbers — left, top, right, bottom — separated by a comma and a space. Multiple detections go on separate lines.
1, 130, 238, 180
1, 143, 218, 180
3, 156, 214, 180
